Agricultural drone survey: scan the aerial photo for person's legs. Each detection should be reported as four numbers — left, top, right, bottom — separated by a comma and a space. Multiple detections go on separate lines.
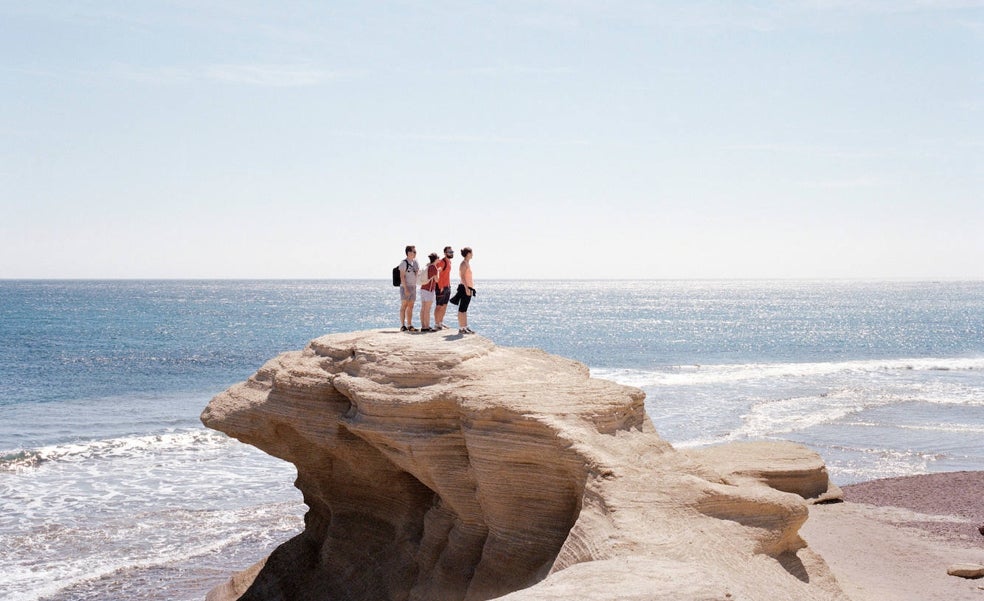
434, 286, 449, 328
408, 288, 417, 329
419, 288, 435, 329
420, 301, 432, 329
400, 287, 417, 330
457, 293, 471, 332
435, 303, 446, 328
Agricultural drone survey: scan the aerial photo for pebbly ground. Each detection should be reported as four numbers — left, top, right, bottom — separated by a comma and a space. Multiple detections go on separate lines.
801, 472, 984, 601
841, 471, 984, 544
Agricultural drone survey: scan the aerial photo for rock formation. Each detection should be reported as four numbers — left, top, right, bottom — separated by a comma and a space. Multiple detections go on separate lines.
201, 330, 847, 601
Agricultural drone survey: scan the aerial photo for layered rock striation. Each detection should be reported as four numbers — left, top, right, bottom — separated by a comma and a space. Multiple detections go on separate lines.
202, 330, 846, 601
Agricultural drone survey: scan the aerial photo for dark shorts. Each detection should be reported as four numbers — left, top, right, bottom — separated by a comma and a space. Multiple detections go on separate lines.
435, 286, 451, 306
457, 285, 473, 313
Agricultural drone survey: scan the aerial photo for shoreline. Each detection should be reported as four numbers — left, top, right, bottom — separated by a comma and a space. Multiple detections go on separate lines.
840, 471, 984, 543
801, 471, 984, 601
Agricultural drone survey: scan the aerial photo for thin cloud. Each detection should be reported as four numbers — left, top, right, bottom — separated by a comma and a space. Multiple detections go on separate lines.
202, 64, 333, 87
432, 65, 576, 77
799, 0, 984, 14
330, 130, 590, 147
106, 63, 343, 87
799, 177, 887, 189
614, 0, 984, 34
723, 143, 889, 160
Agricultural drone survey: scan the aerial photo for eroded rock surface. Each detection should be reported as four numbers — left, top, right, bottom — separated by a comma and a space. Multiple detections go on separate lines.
202, 330, 847, 601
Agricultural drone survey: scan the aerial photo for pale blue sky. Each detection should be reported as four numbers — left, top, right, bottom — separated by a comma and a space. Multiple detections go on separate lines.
1, 1, 981, 279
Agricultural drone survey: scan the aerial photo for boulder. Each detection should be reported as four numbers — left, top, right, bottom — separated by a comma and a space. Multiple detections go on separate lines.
202, 330, 848, 601
684, 440, 844, 504
948, 563, 984, 579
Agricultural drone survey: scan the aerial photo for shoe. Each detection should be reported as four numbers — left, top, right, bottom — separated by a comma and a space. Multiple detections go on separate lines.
401, 325, 408, 332
464, 327, 475, 334
421, 327, 434, 332
407, 325, 418, 332
458, 328, 468, 335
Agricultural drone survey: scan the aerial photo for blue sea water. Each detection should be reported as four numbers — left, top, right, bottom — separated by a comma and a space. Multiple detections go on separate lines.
1, 279, 983, 600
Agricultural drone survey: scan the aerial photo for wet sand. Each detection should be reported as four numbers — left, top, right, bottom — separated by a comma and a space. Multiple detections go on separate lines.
801, 471, 984, 601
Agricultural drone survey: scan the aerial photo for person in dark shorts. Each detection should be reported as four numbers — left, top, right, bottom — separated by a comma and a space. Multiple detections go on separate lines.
433, 246, 454, 330
455, 247, 475, 334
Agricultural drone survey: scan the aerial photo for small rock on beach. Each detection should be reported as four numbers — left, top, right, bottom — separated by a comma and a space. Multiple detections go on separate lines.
947, 564, 984, 579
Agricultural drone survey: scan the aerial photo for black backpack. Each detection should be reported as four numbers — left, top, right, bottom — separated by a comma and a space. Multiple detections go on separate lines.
392, 259, 414, 286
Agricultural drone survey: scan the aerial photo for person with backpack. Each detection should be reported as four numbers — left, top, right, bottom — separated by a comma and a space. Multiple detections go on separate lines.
398, 245, 419, 332
419, 252, 440, 332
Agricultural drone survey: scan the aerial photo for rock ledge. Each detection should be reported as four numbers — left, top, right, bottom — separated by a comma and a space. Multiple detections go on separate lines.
202, 330, 846, 601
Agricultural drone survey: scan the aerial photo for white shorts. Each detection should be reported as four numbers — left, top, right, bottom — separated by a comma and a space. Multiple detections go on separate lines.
420, 288, 436, 303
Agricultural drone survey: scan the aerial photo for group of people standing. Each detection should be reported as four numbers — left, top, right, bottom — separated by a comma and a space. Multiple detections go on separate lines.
398, 245, 476, 335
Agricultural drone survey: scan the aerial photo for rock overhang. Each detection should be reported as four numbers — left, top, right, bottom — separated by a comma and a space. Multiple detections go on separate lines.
202, 329, 847, 601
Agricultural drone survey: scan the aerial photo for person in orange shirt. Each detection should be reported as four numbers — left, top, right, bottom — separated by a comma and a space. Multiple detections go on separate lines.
433, 246, 454, 330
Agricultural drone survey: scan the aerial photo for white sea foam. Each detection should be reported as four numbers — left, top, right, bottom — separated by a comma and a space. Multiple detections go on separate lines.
827, 449, 949, 482
0, 502, 304, 601
675, 384, 984, 443
891, 422, 984, 434
591, 356, 984, 388
0, 424, 303, 601
727, 389, 869, 439
0, 429, 233, 472
594, 355, 984, 484
0, 427, 302, 600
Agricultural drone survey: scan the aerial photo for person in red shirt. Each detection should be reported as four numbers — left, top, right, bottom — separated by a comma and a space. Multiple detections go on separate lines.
419, 252, 440, 332
433, 246, 454, 330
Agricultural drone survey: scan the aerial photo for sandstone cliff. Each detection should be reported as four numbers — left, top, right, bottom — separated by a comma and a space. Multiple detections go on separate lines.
201, 330, 846, 601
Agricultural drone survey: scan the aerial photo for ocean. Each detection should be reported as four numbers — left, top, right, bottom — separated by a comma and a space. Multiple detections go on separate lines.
1, 279, 982, 601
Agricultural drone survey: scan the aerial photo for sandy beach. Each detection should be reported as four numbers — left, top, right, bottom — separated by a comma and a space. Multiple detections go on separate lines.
801, 471, 984, 601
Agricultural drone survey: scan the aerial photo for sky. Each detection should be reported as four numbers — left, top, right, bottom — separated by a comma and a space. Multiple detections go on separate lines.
1, 1, 982, 280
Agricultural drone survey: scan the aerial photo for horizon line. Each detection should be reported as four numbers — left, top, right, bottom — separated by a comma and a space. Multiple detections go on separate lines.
2, 277, 982, 283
